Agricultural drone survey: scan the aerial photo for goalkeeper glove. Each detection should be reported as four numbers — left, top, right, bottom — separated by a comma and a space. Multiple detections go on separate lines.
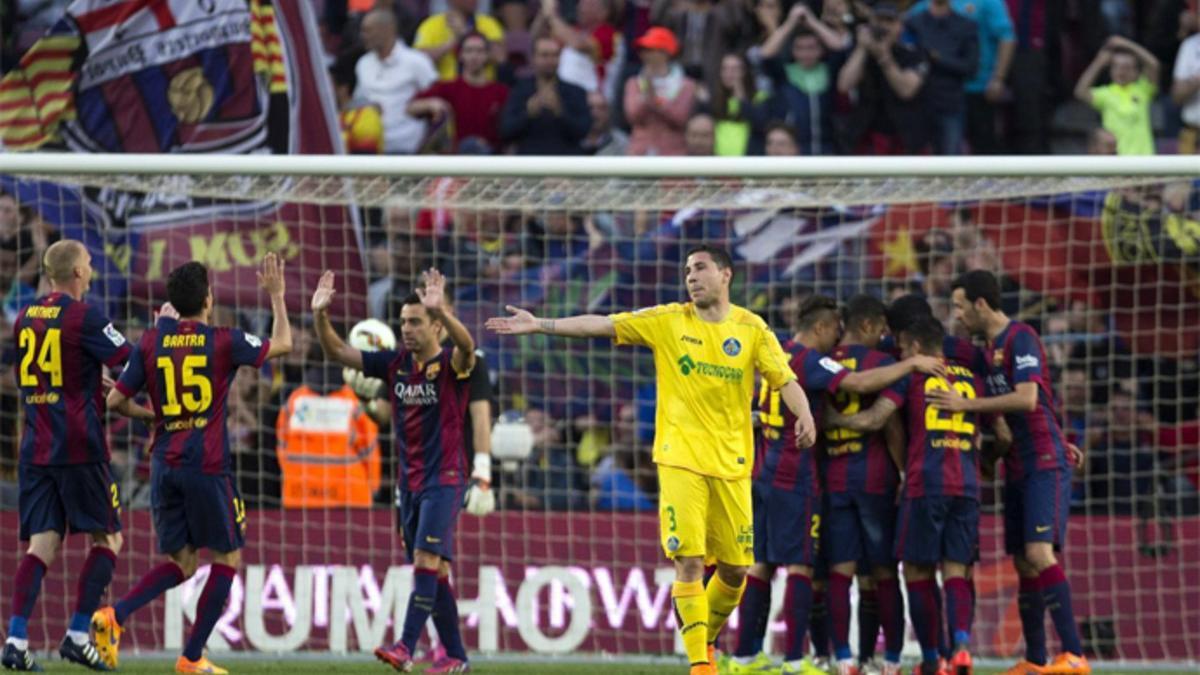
464, 453, 495, 516
344, 367, 385, 400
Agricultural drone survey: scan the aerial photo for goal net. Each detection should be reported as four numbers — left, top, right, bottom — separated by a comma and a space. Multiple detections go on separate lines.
0, 156, 1197, 667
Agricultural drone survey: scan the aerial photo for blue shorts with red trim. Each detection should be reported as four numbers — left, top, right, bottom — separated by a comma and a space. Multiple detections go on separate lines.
19, 462, 121, 540
396, 485, 464, 562
151, 467, 245, 554
895, 496, 979, 565
1003, 469, 1071, 555
752, 481, 821, 566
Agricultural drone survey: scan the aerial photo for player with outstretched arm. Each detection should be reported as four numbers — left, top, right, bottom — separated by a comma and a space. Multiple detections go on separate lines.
488, 245, 816, 675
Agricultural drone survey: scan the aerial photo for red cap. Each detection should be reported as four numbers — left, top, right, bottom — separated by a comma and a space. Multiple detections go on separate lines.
635, 26, 679, 56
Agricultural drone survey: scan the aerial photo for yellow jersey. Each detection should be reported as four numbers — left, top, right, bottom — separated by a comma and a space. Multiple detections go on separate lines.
413, 13, 505, 81
610, 302, 795, 480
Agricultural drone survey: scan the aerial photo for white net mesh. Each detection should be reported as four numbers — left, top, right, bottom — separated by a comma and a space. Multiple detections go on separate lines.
0, 165, 1198, 665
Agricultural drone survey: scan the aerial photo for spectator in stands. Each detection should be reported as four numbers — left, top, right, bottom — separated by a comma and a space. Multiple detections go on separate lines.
414, 0, 506, 81
500, 36, 592, 154
763, 121, 800, 155
1075, 35, 1161, 155
684, 111, 717, 155
623, 27, 699, 156
511, 407, 589, 510
533, 0, 619, 95
759, 4, 843, 155
949, 207, 1001, 274
650, 0, 753, 85
331, 50, 384, 154
1087, 126, 1119, 154
905, 0, 979, 154
495, 0, 535, 80
910, 0, 1014, 154
368, 207, 437, 319
582, 90, 631, 155
1172, 15, 1200, 154
0, 190, 18, 244
708, 52, 765, 156
408, 32, 510, 153
1004, 0, 1050, 153
816, 0, 854, 50
837, 2, 930, 154
6, 204, 58, 290
354, 8, 438, 154
591, 403, 656, 511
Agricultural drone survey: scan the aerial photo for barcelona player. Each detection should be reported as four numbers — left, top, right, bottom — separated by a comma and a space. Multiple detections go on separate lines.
488, 245, 817, 675
828, 317, 1011, 675
930, 271, 1090, 675
97, 255, 292, 674
312, 269, 489, 674
4, 240, 135, 672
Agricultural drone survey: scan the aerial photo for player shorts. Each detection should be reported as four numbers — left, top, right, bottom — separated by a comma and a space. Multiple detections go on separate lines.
752, 481, 821, 566
397, 485, 465, 562
151, 467, 245, 554
658, 464, 753, 566
823, 491, 897, 569
18, 462, 121, 540
895, 496, 980, 565
1003, 469, 1071, 555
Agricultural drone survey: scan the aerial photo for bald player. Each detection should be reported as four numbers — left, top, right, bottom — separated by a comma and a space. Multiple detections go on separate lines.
3, 240, 142, 672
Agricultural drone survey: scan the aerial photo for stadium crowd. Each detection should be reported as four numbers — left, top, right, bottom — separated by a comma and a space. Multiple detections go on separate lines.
0, 0, 1197, 529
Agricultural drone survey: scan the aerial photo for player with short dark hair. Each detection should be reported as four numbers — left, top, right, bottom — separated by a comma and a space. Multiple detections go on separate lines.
821, 294, 907, 675
827, 316, 1011, 675
97, 255, 292, 675
313, 269, 484, 674
929, 270, 1090, 675
488, 246, 817, 675
728, 294, 942, 675
3, 240, 136, 672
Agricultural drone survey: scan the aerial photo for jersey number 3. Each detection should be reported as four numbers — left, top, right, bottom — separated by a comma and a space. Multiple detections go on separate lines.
157, 355, 213, 415
924, 377, 976, 435
18, 327, 63, 387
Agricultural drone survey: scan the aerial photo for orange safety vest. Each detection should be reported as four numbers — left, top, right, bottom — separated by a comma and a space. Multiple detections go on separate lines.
276, 385, 381, 508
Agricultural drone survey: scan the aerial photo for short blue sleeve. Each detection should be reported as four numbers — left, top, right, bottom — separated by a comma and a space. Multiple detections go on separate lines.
115, 342, 146, 398
229, 328, 270, 368
362, 349, 400, 380
81, 304, 131, 368
1008, 328, 1046, 385
984, 0, 1015, 41
801, 351, 848, 394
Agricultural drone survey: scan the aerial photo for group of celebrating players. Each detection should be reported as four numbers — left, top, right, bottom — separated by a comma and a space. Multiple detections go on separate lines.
4, 238, 1087, 675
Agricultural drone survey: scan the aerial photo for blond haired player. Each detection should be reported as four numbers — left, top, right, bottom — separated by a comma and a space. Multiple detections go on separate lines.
487, 244, 816, 675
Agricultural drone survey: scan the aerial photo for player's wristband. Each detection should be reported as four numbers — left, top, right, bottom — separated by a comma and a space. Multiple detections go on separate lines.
472, 453, 492, 484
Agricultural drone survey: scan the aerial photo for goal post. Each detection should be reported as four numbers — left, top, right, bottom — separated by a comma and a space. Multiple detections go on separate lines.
0, 154, 1197, 666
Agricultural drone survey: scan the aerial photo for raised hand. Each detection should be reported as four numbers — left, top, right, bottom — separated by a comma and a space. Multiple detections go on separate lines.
417, 268, 447, 315
257, 252, 286, 297
485, 305, 542, 335
909, 355, 947, 378
311, 270, 336, 313
154, 301, 179, 322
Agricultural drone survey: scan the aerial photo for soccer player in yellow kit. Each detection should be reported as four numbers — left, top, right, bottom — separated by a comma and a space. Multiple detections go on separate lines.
488, 245, 817, 674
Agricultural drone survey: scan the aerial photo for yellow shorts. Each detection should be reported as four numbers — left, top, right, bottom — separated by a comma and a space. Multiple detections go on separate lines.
658, 463, 754, 566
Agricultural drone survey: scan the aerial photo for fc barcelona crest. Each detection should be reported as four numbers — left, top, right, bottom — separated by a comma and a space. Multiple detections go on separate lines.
992, 349, 1005, 367
426, 362, 442, 381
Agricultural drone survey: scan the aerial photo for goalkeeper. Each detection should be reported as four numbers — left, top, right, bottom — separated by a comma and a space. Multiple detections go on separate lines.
487, 245, 816, 675
312, 268, 491, 674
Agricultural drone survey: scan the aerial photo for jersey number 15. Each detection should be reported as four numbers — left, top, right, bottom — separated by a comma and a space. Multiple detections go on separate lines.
157, 355, 213, 416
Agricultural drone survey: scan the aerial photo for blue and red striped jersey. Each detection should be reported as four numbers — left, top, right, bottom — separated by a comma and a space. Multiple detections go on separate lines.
14, 293, 131, 465
115, 318, 270, 475
754, 339, 847, 494
985, 321, 1069, 479
821, 344, 905, 496
898, 363, 985, 499
363, 346, 470, 493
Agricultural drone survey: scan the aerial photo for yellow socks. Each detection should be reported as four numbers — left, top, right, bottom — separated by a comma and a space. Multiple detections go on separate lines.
672, 580, 708, 665
705, 573, 746, 644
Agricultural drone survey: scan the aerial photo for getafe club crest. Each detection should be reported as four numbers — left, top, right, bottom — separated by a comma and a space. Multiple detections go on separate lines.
723, 337, 741, 357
